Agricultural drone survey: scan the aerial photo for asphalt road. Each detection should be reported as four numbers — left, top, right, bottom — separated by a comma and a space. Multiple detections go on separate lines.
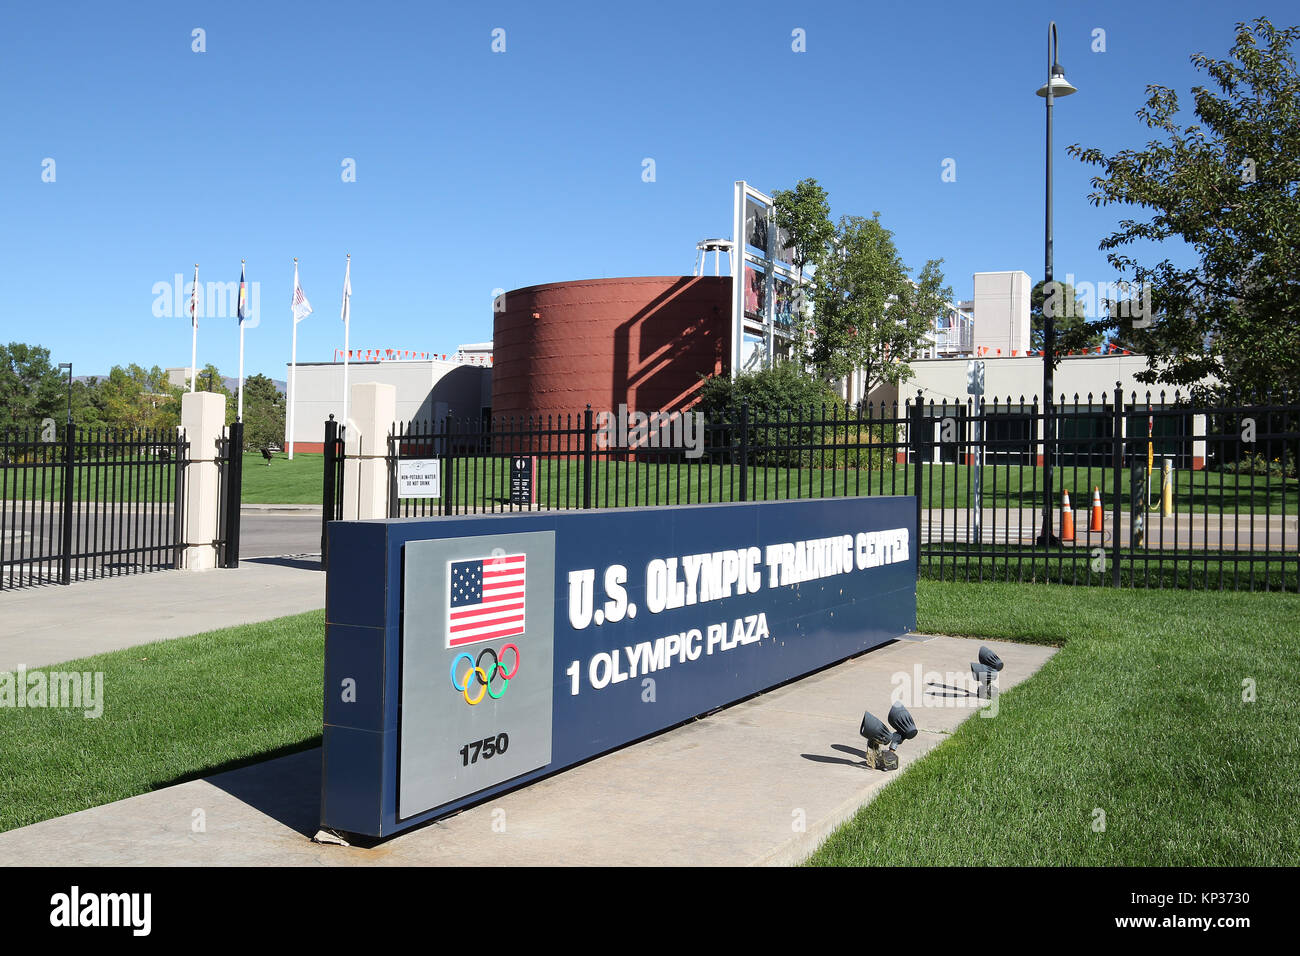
1, 510, 322, 587
238, 513, 323, 558
5, 506, 1295, 587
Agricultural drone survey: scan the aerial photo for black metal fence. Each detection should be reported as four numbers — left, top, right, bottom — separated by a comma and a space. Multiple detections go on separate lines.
322, 388, 1298, 591
1, 425, 188, 589
216, 421, 244, 570
0, 420, 245, 589
321, 416, 346, 568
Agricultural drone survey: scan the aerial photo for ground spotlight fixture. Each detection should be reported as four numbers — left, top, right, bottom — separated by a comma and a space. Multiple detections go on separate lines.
858, 702, 918, 771
971, 645, 1004, 699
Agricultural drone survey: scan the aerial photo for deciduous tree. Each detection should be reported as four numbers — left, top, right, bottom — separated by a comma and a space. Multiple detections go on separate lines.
1068, 17, 1300, 396
0, 343, 65, 429
809, 215, 951, 398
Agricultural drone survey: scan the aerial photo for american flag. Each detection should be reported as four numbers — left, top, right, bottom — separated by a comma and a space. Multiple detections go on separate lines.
292, 262, 313, 323
446, 554, 526, 647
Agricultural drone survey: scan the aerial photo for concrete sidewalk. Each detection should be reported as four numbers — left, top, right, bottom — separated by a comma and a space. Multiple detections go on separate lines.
0, 634, 1056, 866
0, 558, 325, 670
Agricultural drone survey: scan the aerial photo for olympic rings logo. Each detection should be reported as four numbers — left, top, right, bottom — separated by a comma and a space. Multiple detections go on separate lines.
449, 644, 520, 705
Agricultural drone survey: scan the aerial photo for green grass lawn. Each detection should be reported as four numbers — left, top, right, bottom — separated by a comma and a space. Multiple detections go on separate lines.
8, 449, 1292, 517
0, 611, 323, 833
922, 544, 1299, 591
0, 458, 179, 503
808, 582, 1300, 866
239, 452, 324, 504
407, 456, 1296, 515
0, 452, 321, 505
2, 582, 1297, 864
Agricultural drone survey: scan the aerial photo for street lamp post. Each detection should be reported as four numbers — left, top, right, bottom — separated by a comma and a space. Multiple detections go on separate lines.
1035, 21, 1076, 547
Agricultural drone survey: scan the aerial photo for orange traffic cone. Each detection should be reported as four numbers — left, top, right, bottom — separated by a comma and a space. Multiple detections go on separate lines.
1060, 490, 1075, 542
1090, 486, 1104, 532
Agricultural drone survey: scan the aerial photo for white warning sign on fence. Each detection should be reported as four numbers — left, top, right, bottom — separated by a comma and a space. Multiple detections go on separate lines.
397, 459, 441, 499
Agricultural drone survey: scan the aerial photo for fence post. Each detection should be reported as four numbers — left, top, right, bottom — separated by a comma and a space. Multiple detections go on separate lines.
582, 406, 593, 509
179, 391, 227, 571
911, 390, 925, 535
59, 423, 75, 585
1111, 383, 1123, 587
442, 415, 453, 517
738, 403, 749, 502
342, 382, 396, 521
222, 421, 243, 568
321, 415, 339, 564
173, 429, 187, 569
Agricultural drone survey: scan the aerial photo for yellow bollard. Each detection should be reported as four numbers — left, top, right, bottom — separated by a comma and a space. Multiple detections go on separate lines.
1161, 458, 1173, 517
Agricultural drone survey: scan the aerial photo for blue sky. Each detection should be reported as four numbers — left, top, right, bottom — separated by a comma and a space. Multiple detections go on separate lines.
1, 0, 1293, 379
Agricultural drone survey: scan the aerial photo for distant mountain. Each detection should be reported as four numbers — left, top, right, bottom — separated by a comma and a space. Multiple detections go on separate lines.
215, 376, 287, 395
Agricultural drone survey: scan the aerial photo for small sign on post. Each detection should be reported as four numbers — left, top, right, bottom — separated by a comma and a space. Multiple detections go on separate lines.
510, 456, 536, 506
398, 459, 440, 499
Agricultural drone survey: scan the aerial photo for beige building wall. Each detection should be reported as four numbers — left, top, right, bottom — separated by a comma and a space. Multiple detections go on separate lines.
870, 353, 1205, 407
286, 359, 492, 449
971, 270, 1032, 357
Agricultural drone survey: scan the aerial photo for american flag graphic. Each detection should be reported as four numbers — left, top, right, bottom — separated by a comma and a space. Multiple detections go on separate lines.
446, 554, 526, 647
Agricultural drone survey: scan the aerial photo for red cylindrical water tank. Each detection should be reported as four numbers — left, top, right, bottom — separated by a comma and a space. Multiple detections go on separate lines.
491, 276, 729, 421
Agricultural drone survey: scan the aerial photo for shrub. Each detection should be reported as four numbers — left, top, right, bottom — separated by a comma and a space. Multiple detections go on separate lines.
1220, 452, 1296, 478
696, 364, 897, 469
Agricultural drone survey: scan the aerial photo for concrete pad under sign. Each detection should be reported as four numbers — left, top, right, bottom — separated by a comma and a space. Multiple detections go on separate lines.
0, 635, 1055, 866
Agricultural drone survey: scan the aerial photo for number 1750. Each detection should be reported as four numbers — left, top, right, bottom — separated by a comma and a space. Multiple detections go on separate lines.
459, 733, 510, 766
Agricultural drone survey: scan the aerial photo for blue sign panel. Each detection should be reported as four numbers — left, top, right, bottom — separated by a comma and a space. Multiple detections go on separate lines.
321, 497, 917, 837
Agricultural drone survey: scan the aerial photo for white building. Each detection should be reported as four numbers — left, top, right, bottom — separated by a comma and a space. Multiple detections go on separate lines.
919, 301, 974, 359
285, 347, 492, 452
890, 351, 1182, 407
836, 268, 1205, 408
971, 270, 1032, 358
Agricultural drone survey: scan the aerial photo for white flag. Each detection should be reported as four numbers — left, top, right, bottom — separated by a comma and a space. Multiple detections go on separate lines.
292, 262, 313, 323
341, 256, 351, 323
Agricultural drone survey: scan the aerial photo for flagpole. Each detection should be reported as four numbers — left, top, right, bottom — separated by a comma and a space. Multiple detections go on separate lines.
289, 258, 298, 460
342, 254, 351, 433
237, 258, 246, 422
190, 263, 199, 392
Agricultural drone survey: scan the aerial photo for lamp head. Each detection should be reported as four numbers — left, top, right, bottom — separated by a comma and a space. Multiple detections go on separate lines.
888, 702, 918, 742
861, 703, 918, 751
978, 646, 1004, 671
1037, 63, 1077, 98
860, 710, 893, 749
